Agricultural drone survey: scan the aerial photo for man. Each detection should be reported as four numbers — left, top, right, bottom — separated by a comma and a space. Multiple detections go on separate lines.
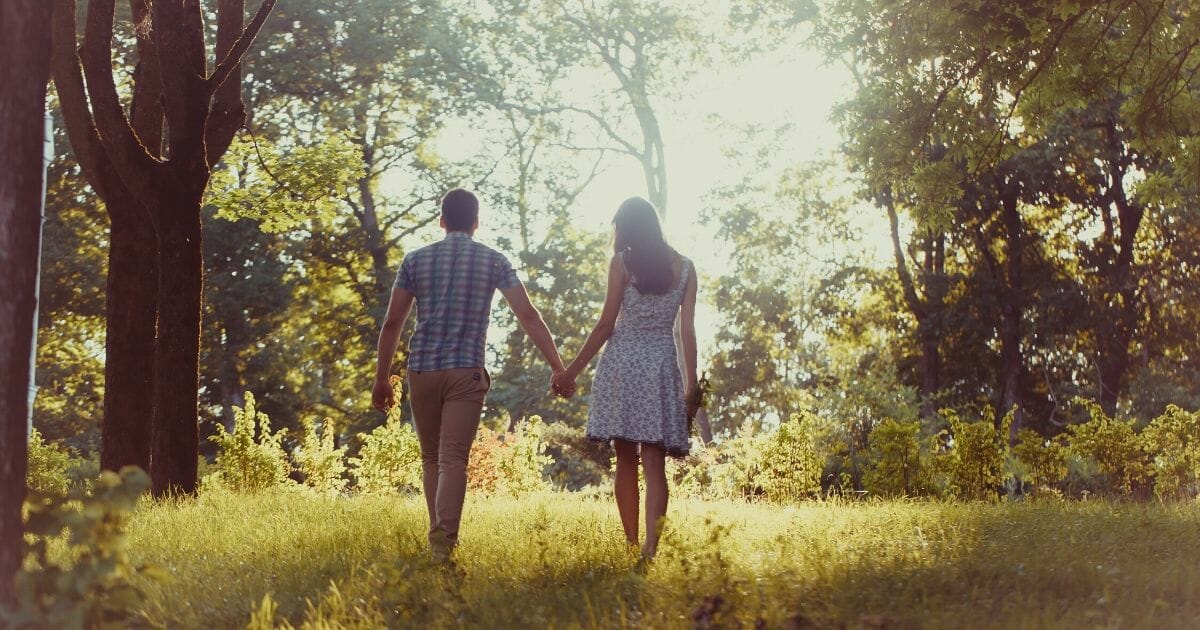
372, 188, 570, 559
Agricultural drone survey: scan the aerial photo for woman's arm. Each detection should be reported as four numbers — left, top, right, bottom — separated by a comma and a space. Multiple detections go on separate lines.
680, 264, 700, 414
563, 253, 626, 380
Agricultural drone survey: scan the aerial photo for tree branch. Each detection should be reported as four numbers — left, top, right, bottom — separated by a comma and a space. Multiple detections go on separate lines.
79, 0, 160, 201
207, 0, 278, 94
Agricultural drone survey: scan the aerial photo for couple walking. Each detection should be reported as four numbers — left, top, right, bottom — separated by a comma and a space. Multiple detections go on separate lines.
372, 188, 700, 562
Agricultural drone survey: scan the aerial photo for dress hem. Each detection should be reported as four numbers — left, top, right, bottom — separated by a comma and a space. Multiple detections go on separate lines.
586, 433, 689, 458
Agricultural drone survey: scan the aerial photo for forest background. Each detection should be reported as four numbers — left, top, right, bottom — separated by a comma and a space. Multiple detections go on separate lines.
27, 0, 1200, 498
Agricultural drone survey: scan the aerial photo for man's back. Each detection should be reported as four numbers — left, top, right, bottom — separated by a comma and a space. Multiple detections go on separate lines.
395, 232, 518, 372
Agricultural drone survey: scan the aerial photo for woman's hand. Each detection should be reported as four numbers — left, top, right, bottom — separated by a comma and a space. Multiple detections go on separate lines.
686, 383, 701, 419
551, 368, 577, 398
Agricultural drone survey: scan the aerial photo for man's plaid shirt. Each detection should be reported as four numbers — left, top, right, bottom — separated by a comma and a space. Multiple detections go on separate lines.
394, 231, 520, 371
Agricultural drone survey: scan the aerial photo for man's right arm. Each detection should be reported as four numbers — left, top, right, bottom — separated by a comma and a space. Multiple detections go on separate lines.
373, 286, 415, 411
500, 282, 566, 376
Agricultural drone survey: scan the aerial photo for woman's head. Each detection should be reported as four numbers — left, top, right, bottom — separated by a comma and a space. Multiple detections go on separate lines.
613, 197, 673, 294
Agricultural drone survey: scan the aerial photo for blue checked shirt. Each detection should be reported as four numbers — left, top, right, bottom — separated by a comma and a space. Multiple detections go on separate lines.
394, 231, 521, 371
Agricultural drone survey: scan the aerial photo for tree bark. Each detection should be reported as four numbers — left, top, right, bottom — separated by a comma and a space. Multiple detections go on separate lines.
1093, 118, 1145, 414
998, 186, 1025, 441
150, 202, 204, 495
885, 190, 943, 419
0, 0, 52, 603
100, 212, 158, 472
54, 0, 162, 473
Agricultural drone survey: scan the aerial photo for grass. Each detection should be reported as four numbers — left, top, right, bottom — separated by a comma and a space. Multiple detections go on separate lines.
124, 490, 1200, 628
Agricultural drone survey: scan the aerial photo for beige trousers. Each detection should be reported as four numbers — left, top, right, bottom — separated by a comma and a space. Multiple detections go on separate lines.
408, 367, 490, 550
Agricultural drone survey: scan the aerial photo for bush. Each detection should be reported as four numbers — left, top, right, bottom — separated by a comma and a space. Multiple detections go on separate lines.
208, 392, 292, 492
294, 417, 348, 493
756, 412, 823, 502
941, 409, 1011, 501
1010, 428, 1067, 496
468, 416, 551, 497
349, 417, 423, 494
1065, 400, 1148, 496
2, 467, 163, 628
27, 428, 77, 496
1140, 404, 1200, 501
863, 419, 929, 497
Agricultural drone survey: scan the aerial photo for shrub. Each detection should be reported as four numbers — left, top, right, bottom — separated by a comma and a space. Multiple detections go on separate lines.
294, 417, 348, 493
941, 408, 1012, 501
1065, 400, 1148, 496
208, 392, 292, 492
1, 467, 163, 628
1010, 428, 1067, 496
863, 419, 929, 497
756, 412, 823, 502
1140, 404, 1200, 501
27, 428, 76, 496
350, 417, 423, 494
714, 422, 773, 499
468, 416, 551, 497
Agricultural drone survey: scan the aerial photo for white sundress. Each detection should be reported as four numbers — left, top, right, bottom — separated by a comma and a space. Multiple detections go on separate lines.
585, 254, 691, 456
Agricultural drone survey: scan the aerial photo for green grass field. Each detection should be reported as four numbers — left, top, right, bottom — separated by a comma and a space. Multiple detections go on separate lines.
126, 491, 1200, 628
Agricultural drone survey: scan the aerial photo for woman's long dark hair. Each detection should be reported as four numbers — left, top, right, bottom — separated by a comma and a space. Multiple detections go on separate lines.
613, 197, 674, 295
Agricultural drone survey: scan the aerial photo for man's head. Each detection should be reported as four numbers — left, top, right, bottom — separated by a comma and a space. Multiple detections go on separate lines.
440, 188, 479, 234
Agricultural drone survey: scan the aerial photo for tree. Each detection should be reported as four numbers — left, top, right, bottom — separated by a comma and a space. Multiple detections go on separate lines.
0, 0, 52, 603
814, 0, 1200, 425
52, 0, 279, 495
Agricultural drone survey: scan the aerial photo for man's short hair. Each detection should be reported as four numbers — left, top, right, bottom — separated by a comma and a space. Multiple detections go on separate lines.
441, 189, 479, 231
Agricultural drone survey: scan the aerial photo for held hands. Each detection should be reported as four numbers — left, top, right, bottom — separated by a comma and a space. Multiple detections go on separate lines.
551, 368, 577, 399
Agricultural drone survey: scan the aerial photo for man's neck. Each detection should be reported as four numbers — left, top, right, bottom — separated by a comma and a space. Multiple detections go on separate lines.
444, 230, 472, 238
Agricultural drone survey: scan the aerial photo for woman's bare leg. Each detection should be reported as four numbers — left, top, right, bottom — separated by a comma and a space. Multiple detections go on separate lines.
613, 439, 640, 546
640, 444, 668, 559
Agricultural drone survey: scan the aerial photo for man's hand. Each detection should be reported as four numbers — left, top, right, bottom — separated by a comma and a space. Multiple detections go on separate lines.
372, 375, 396, 411
551, 369, 577, 398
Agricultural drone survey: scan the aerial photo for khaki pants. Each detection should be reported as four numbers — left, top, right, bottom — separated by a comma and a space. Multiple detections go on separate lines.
408, 367, 490, 551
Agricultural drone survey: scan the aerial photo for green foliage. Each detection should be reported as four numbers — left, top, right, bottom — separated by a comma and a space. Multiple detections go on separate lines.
1, 467, 162, 629
1140, 405, 1200, 501
863, 419, 930, 497
755, 412, 823, 502
349, 417, 423, 495
1011, 428, 1067, 496
206, 133, 364, 233
468, 417, 552, 497
941, 409, 1012, 501
27, 428, 78, 496
208, 393, 293, 493
293, 418, 349, 494
1065, 400, 1148, 496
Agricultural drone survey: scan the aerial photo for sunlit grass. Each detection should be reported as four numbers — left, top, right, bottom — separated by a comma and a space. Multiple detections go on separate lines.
126, 491, 1200, 628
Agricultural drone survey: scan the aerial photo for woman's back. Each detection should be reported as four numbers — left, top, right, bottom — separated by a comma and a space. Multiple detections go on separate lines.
612, 253, 691, 340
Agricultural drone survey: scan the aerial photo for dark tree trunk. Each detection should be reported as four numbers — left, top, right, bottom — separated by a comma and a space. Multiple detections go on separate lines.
885, 191, 944, 420
53, 0, 275, 496
1093, 118, 1145, 415
998, 186, 1024, 441
0, 0, 52, 603
150, 202, 204, 496
100, 212, 158, 472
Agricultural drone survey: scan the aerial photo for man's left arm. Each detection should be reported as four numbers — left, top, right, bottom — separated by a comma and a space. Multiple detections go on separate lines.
373, 287, 415, 411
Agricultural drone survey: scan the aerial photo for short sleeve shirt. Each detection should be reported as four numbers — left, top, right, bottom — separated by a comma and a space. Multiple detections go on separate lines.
394, 231, 521, 371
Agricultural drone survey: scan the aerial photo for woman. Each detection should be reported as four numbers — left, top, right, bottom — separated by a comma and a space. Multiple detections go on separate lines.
553, 197, 700, 560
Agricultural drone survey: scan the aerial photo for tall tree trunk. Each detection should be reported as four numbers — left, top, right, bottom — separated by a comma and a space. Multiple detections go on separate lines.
885, 191, 943, 419
998, 186, 1024, 441
1093, 118, 1145, 415
0, 0, 52, 602
150, 202, 204, 496
100, 212, 158, 472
